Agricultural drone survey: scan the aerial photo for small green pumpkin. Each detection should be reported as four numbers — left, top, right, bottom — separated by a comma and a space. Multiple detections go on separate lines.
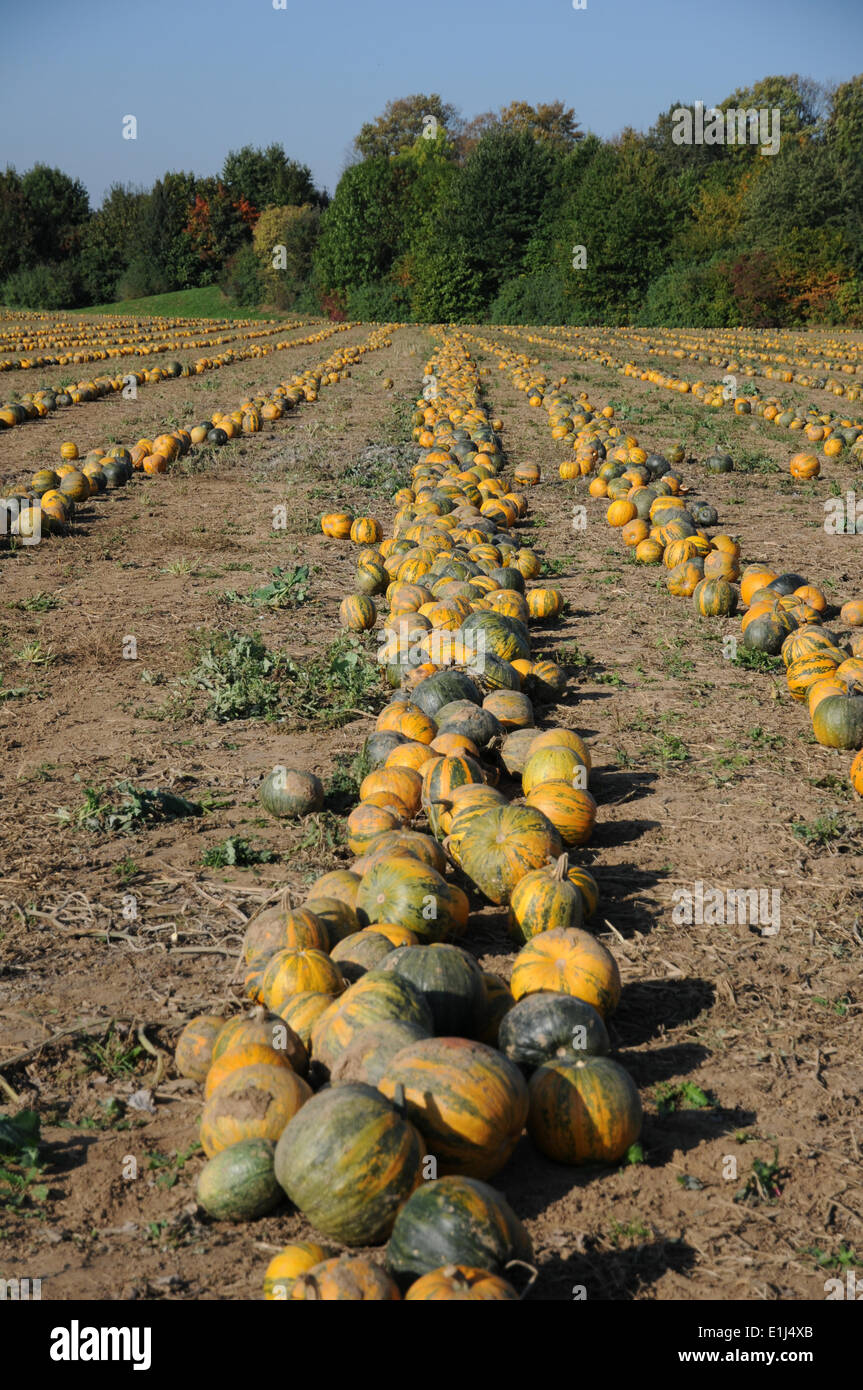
196, 1138, 283, 1221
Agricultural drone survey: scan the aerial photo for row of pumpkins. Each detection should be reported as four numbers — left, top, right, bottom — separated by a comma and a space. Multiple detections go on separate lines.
490, 324, 863, 462
0, 320, 349, 432
2, 325, 396, 543
0, 311, 300, 375
546, 322, 863, 401
494, 342, 863, 793
171, 336, 644, 1300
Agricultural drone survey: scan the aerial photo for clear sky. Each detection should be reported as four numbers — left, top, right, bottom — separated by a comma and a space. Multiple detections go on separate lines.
1, 0, 860, 206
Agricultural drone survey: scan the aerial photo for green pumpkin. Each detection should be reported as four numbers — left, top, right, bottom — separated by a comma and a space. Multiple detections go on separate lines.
434, 700, 502, 749
259, 767, 324, 819
528, 1055, 642, 1165
411, 669, 482, 717
743, 610, 796, 655
329, 1020, 431, 1087
705, 453, 733, 473
356, 855, 469, 942
498, 992, 610, 1075
364, 730, 408, 768
273, 1083, 424, 1246
196, 1138, 283, 1221
812, 691, 863, 749
386, 1175, 533, 1289
381, 943, 485, 1035
330, 931, 396, 983
310, 970, 434, 1078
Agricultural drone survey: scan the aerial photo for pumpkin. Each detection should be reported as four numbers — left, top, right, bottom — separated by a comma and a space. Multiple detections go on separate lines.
360, 828, 447, 875
528, 727, 592, 772
525, 782, 597, 847
276, 991, 336, 1047
329, 1020, 431, 1086
693, 578, 738, 617
789, 451, 820, 479
528, 1055, 642, 1164
386, 1175, 533, 1289
522, 745, 588, 795
360, 767, 423, 818
526, 588, 564, 622
410, 668, 482, 718
666, 559, 704, 597
456, 804, 563, 905
434, 702, 501, 749
274, 1082, 423, 1245
363, 923, 420, 948
500, 728, 542, 776
482, 689, 533, 731
850, 748, 863, 796
786, 653, 841, 700
350, 517, 383, 544
356, 856, 469, 942
811, 690, 863, 749
836, 658, 863, 684
212, 1007, 307, 1077
259, 767, 323, 819
199, 1063, 312, 1157
330, 930, 396, 982
346, 802, 403, 855
174, 1014, 225, 1082
741, 566, 778, 606
310, 970, 434, 1078
196, 1137, 282, 1221
565, 865, 599, 918
303, 895, 360, 944
510, 928, 621, 1016
203, 1042, 296, 1100
743, 609, 796, 655
498, 992, 610, 1075
405, 1264, 519, 1301
840, 600, 863, 627
243, 905, 329, 963
261, 948, 343, 1014
508, 854, 583, 943
339, 594, 377, 632
264, 1242, 336, 1299
378, 1038, 528, 1180
381, 943, 485, 1035
377, 701, 437, 744
289, 1254, 401, 1300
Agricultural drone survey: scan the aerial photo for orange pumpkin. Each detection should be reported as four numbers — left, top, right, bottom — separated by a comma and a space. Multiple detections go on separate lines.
510, 928, 620, 1016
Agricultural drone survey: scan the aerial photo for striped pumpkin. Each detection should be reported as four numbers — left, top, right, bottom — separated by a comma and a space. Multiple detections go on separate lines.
405, 1265, 519, 1301
422, 754, 486, 837
786, 652, 841, 700
378, 1038, 529, 1180
356, 856, 469, 942
566, 865, 599, 918
264, 1242, 336, 1300
310, 970, 434, 1077
339, 594, 376, 632
199, 1063, 312, 1157
510, 928, 621, 1017
456, 804, 563, 905
693, 577, 738, 617
525, 782, 597, 847
528, 728, 592, 773
528, 1056, 642, 1164
274, 1083, 423, 1246
508, 854, 584, 943
386, 1175, 533, 1287
261, 948, 344, 1014
276, 991, 337, 1047
522, 745, 589, 795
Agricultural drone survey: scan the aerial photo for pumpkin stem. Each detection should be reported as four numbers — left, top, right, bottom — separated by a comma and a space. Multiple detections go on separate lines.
552, 853, 570, 882
391, 1081, 407, 1117
504, 1259, 539, 1301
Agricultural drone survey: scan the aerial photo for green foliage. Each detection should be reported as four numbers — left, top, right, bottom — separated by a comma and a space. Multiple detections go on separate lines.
201, 836, 277, 868
490, 271, 571, 325
54, 783, 202, 833
225, 566, 311, 609
188, 630, 287, 722
0, 1110, 48, 1213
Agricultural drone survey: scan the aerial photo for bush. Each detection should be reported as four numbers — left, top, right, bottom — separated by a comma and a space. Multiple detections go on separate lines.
1, 260, 83, 309
220, 244, 264, 308
346, 280, 411, 321
640, 260, 738, 327
489, 271, 571, 325
114, 256, 170, 302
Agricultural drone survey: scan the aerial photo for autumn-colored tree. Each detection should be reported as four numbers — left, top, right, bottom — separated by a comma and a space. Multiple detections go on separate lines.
253, 203, 321, 306
354, 94, 459, 160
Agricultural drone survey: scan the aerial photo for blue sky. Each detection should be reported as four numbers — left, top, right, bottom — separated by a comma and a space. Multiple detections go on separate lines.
1, 0, 860, 206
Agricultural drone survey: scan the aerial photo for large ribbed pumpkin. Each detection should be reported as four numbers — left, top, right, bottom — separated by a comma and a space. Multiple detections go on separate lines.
310, 970, 434, 1078
386, 1176, 533, 1289
456, 804, 562, 905
422, 753, 487, 837
508, 854, 583, 943
498, 992, 610, 1074
356, 856, 469, 942
786, 653, 841, 700
381, 943, 485, 1035
275, 1083, 423, 1245
379, 1038, 528, 1180
528, 1056, 642, 1164
510, 928, 621, 1017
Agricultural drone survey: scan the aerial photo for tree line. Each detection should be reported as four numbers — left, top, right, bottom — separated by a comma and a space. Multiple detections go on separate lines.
2, 75, 861, 326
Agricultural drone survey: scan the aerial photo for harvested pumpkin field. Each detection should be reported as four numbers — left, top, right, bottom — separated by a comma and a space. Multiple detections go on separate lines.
1, 314, 862, 1306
